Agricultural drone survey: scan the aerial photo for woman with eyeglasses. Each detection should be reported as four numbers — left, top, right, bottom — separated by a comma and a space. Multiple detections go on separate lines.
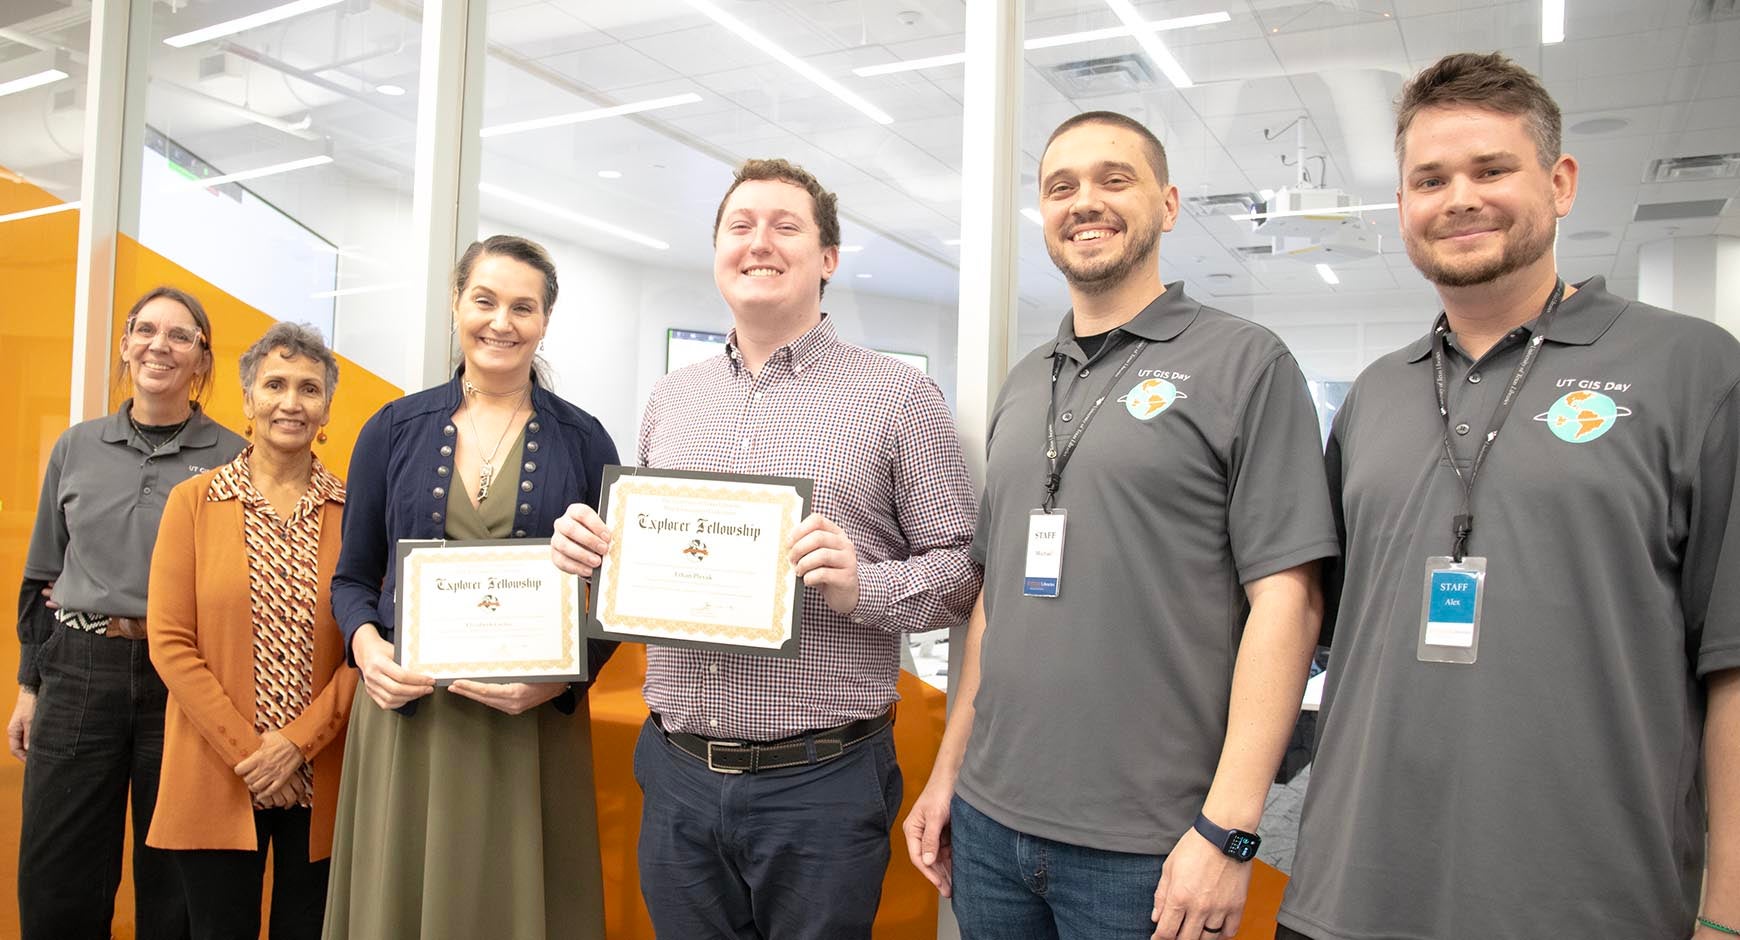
145, 322, 358, 940
10, 286, 246, 940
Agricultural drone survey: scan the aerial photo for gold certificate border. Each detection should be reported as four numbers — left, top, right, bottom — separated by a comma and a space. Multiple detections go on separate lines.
403, 546, 580, 676
597, 476, 801, 644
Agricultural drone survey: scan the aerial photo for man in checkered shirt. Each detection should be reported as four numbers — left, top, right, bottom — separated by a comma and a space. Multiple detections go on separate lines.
552, 157, 981, 938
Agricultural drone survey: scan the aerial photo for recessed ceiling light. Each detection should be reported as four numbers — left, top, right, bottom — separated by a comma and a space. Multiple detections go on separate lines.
481, 93, 704, 139
856, 273, 873, 278
375, 83, 406, 97
1542, 0, 1565, 44
597, 170, 622, 179
480, 182, 670, 251
0, 67, 69, 99
1570, 117, 1629, 135
1567, 229, 1611, 241
164, 0, 344, 48
1315, 263, 1340, 285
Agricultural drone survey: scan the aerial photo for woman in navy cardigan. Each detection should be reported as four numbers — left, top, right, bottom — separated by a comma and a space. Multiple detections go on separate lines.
323, 235, 617, 939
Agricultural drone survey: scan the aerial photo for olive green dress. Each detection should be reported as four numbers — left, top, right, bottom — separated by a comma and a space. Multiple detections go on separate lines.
322, 435, 605, 939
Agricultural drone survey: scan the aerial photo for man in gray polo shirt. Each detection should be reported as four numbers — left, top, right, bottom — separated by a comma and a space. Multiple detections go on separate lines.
903, 110, 1337, 940
1277, 53, 1740, 940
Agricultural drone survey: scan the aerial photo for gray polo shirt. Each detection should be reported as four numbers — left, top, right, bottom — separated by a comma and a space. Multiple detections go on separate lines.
20, 403, 244, 681
957, 283, 1339, 854
1280, 278, 1740, 940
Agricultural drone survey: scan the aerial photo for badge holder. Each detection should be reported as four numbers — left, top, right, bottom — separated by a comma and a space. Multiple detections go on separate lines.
1418, 556, 1485, 664
1023, 509, 1066, 598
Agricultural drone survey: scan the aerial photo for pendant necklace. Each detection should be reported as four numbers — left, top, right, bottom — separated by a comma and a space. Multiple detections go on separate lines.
465, 386, 528, 501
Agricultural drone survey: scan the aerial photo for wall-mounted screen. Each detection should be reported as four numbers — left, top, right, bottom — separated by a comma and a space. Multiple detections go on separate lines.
666, 328, 728, 373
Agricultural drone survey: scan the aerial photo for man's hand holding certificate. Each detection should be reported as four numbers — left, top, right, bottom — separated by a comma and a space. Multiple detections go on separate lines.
552, 466, 824, 657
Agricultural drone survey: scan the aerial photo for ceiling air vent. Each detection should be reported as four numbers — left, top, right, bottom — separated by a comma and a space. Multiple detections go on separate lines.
1185, 192, 1262, 217
1233, 244, 1274, 258
1045, 54, 1158, 98
1632, 199, 1729, 222
1644, 153, 1740, 183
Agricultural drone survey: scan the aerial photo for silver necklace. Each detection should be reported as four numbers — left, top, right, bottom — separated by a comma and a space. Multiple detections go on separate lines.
465, 391, 527, 501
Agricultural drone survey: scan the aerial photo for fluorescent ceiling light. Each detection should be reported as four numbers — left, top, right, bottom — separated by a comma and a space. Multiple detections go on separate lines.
311, 282, 407, 299
683, 0, 893, 125
481, 92, 703, 139
1541, 0, 1565, 44
942, 238, 963, 246
856, 273, 873, 278
1103, 0, 1193, 88
0, 67, 69, 98
1315, 263, 1340, 285
1020, 207, 1044, 225
1228, 201, 1397, 221
481, 182, 670, 251
597, 170, 623, 179
168, 154, 333, 190
853, 12, 1230, 77
375, 84, 406, 97
839, 244, 864, 252
164, 0, 345, 48
0, 201, 79, 224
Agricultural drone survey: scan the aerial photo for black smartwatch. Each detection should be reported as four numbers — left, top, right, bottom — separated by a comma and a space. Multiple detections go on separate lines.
1193, 812, 1261, 862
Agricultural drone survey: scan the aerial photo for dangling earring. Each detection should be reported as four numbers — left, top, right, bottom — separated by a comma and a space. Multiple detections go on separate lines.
244, 425, 253, 437
538, 339, 547, 352
316, 430, 328, 444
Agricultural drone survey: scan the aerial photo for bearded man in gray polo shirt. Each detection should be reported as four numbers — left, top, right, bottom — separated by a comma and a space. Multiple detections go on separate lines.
1276, 53, 1740, 940
903, 110, 1338, 940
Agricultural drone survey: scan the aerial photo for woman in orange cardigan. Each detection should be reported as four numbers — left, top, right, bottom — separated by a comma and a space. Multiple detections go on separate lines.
146, 322, 358, 940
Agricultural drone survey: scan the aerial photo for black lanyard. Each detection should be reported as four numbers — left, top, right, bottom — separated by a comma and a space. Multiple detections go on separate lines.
1042, 337, 1148, 511
1431, 280, 1566, 561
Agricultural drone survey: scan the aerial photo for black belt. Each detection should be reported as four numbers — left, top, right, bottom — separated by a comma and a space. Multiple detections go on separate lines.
656, 707, 895, 775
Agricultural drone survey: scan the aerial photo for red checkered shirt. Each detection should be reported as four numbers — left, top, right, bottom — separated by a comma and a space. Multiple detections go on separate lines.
639, 315, 981, 740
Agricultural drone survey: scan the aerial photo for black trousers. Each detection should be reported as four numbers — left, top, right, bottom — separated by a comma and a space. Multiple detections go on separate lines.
17, 627, 188, 940
1275, 926, 1316, 940
172, 807, 329, 940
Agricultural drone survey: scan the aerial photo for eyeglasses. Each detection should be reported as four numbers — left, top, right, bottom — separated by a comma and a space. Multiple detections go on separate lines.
128, 319, 205, 351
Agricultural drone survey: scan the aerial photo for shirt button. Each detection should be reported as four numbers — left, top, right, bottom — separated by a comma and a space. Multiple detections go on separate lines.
519, 503, 532, 515
514, 529, 526, 538
440, 445, 453, 457
523, 461, 536, 473
527, 421, 540, 433
437, 466, 449, 477
142, 486, 152, 495
709, 718, 719, 729
709, 663, 719, 674
753, 391, 764, 400
526, 441, 539, 453
1060, 411, 1073, 422
443, 424, 456, 436
433, 487, 445, 499
1455, 423, 1471, 435
431, 511, 443, 522
741, 439, 751, 449
1079, 369, 1090, 378
520, 480, 533, 492
1468, 372, 1482, 384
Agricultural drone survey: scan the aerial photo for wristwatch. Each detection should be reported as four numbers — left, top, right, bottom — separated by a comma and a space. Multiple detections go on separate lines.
1193, 812, 1261, 862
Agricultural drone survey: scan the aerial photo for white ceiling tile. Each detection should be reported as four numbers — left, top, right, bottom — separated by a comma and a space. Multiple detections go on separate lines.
1268, 19, 1408, 76
533, 41, 680, 91
487, 3, 588, 48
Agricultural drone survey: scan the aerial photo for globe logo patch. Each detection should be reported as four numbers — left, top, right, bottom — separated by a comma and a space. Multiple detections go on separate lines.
1118, 378, 1187, 420
1532, 390, 1632, 443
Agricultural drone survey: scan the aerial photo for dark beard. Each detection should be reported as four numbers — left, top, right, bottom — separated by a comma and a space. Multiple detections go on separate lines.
1048, 220, 1161, 294
1407, 212, 1555, 288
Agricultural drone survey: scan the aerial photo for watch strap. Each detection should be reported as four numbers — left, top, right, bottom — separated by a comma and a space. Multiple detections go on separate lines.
1193, 812, 1260, 862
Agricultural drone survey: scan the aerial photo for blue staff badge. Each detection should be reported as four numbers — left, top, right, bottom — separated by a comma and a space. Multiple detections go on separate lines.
1119, 378, 1187, 420
1532, 390, 1632, 443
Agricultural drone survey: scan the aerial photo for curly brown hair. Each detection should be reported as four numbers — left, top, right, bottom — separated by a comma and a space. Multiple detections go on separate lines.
712, 158, 841, 297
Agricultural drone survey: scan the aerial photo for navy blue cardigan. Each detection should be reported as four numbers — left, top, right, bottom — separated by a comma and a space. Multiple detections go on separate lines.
330, 372, 619, 714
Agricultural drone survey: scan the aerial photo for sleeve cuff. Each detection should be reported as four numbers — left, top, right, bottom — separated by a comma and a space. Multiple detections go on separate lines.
16, 643, 41, 690
849, 563, 896, 629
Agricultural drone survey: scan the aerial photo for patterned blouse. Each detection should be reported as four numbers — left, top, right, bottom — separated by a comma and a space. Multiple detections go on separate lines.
206, 448, 346, 806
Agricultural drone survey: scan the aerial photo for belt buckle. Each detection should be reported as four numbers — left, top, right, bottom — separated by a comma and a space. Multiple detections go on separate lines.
705, 740, 746, 775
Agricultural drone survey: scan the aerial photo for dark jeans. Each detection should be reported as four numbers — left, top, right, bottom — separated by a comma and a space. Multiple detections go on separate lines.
173, 807, 329, 940
633, 717, 903, 940
949, 795, 1166, 940
1274, 927, 1315, 940
18, 626, 188, 940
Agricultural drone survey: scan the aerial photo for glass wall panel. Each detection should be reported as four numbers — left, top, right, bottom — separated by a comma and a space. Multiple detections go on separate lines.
1011, 0, 1740, 381
128, 0, 425, 405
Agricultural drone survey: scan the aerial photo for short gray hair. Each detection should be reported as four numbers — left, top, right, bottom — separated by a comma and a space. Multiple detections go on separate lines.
239, 322, 340, 401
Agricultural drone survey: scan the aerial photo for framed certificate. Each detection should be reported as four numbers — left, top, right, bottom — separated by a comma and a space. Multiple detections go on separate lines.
587, 465, 811, 657
394, 539, 586, 683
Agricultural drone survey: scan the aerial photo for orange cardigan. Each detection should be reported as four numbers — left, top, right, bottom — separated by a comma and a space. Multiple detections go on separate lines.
145, 467, 358, 858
